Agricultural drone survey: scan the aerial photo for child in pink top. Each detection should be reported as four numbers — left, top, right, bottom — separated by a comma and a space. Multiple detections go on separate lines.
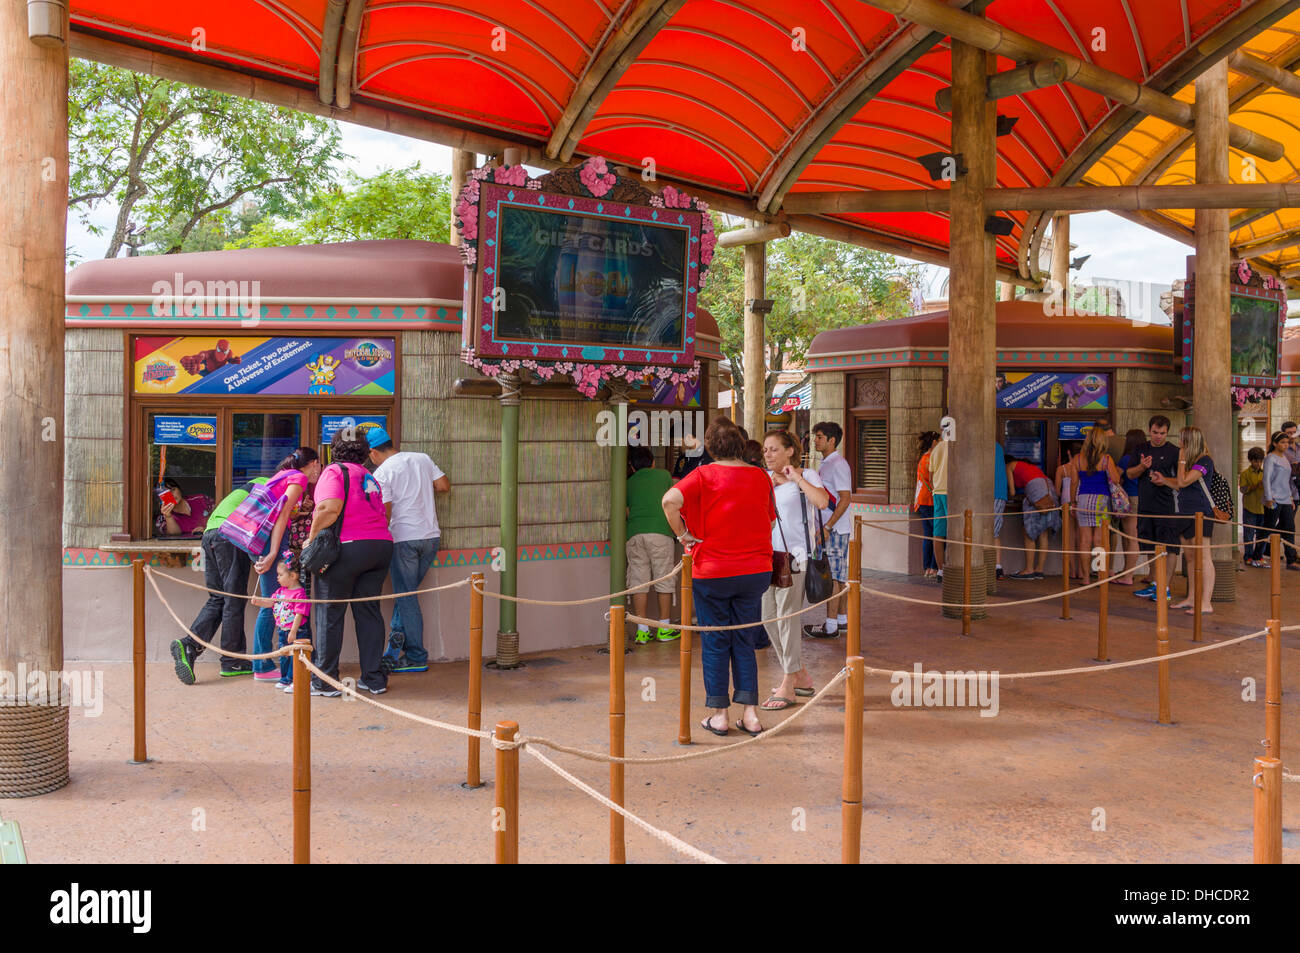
250, 555, 311, 689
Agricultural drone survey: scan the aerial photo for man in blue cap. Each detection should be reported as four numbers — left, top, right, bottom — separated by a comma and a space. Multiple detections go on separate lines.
366, 426, 451, 673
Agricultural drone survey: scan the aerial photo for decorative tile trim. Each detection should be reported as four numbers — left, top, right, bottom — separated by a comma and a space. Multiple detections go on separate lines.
66, 302, 463, 331
808, 349, 1173, 371
63, 542, 613, 568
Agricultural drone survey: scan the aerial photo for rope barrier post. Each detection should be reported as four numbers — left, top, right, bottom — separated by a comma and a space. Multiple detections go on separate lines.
1253, 756, 1282, 864
1060, 502, 1072, 620
1155, 546, 1172, 726
609, 604, 626, 864
1271, 531, 1282, 623
848, 515, 862, 657
841, 656, 865, 864
1095, 557, 1109, 662
130, 559, 150, 765
962, 510, 972, 637
1266, 618, 1281, 762
1191, 512, 1203, 642
677, 553, 693, 746
465, 572, 485, 788
494, 721, 519, 864
292, 639, 312, 864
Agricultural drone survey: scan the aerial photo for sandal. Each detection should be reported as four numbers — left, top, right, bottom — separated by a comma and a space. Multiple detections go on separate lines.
761, 695, 795, 711
793, 686, 815, 697
733, 720, 764, 737
700, 717, 728, 737
1009, 570, 1036, 579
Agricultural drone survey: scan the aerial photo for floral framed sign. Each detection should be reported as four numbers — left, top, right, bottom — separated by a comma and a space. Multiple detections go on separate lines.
1179, 259, 1286, 397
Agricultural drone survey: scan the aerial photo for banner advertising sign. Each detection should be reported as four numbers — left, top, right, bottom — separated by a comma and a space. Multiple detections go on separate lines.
153, 415, 218, 446
133, 336, 395, 396
320, 415, 389, 444
995, 371, 1109, 410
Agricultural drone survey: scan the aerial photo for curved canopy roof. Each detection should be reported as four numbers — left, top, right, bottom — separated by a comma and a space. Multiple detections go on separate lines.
67, 0, 1300, 287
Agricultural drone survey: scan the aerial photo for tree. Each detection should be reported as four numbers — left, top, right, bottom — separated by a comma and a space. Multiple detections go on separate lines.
225, 165, 453, 248
699, 221, 920, 423
68, 60, 343, 257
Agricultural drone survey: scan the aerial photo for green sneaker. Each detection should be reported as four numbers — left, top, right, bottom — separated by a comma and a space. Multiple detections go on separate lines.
634, 629, 653, 644
655, 627, 680, 642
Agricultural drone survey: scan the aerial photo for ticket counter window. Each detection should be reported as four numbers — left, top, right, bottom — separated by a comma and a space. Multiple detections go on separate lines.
232, 413, 301, 484
148, 413, 217, 539
1003, 419, 1046, 467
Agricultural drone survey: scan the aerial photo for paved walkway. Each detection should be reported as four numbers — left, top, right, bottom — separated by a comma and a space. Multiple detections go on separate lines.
5, 563, 1297, 863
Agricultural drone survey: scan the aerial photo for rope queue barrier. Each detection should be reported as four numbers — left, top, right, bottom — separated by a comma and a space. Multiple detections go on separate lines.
471, 562, 682, 607
150, 568, 472, 604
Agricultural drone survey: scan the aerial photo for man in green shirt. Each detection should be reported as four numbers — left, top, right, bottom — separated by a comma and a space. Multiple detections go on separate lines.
626, 446, 677, 644
170, 477, 268, 684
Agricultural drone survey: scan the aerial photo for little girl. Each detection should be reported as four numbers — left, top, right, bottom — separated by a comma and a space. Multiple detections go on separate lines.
250, 553, 311, 690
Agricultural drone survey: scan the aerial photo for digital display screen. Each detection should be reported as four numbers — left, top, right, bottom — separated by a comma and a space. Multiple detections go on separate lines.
1231, 293, 1280, 381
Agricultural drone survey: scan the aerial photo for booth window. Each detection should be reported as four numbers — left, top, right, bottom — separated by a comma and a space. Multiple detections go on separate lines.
846, 372, 889, 503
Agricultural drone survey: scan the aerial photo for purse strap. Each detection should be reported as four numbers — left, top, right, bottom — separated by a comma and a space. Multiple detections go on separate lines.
771, 479, 792, 554
800, 490, 825, 556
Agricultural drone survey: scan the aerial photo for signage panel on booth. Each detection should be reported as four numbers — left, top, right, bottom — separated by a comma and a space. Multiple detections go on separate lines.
995, 371, 1109, 410
152, 415, 218, 446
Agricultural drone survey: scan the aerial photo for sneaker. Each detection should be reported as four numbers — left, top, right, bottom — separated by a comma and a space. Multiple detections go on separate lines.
309, 684, 342, 697
1138, 588, 1172, 602
634, 629, 653, 644
996, 567, 1004, 580
379, 655, 397, 675
276, 680, 292, 691
253, 670, 280, 682
170, 639, 198, 686
219, 661, 253, 677
358, 681, 388, 695
1133, 584, 1157, 599
393, 657, 428, 673
655, 627, 680, 642
1031, 571, 1045, 580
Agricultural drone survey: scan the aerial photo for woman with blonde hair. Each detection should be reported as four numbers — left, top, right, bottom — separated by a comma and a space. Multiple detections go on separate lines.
1151, 426, 1216, 615
1073, 426, 1124, 585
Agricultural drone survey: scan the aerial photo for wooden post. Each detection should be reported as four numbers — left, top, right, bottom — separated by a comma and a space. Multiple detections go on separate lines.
1155, 547, 1172, 725
962, 509, 972, 636
841, 656, 865, 864
1095, 558, 1109, 661
1192, 512, 1204, 642
609, 604, 626, 864
292, 640, 311, 864
1060, 502, 1072, 620
1271, 531, 1282, 623
677, 552, 693, 746
130, 558, 149, 764
847, 515, 862, 657
1253, 756, 1282, 864
494, 720, 519, 864
1050, 213, 1070, 307
0, 0, 70, 797
1266, 618, 1282, 762
743, 237, 766, 434
466, 571, 485, 788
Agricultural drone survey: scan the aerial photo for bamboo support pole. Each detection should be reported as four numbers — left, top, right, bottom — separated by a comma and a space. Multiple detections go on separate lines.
130, 558, 148, 764
935, 57, 1067, 112
847, 516, 862, 657
1192, 513, 1204, 642
1272, 531, 1282, 623
1253, 757, 1282, 864
677, 552, 694, 746
1156, 547, 1172, 725
609, 604, 626, 864
466, 572, 485, 788
1230, 50, 1300, 98
841, 656, 865, 864
962, 510, 972, 636
1096, 558, 1109, 662
717, 222, 791, 247
1266, 618, 1282, 763
292, 640, 311, 864
1060, 502, 1072, 620
742, 240, 766, 433
494, 721, 519, 864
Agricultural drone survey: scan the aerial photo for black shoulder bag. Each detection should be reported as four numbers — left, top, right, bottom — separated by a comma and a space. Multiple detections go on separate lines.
300, 464, 350, 575
801, 493, 833, 604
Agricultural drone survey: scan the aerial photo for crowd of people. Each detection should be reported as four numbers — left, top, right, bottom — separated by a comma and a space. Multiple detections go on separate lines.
166, 427, 450, 696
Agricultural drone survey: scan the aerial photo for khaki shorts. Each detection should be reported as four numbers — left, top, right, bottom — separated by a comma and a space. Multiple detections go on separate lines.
627, 533, 676, 593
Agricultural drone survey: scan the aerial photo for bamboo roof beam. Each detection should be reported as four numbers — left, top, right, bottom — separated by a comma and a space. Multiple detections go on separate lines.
1236, 232, 1300, 258
1228, 50, 1300, 97
716, 222, 791, 247
318, 0, 346, 105
933, 59, 1067, 113
334, 0, 365, 109
855, 0, 1286, 161
546, 0, 688, 162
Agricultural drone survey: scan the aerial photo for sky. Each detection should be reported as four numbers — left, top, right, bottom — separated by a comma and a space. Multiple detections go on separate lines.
65, 122, 1234, 305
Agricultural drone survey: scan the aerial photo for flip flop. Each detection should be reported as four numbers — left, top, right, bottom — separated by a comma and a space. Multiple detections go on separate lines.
700, 717, 728, 737
1008, 571, 1036, 579
793, 686, 815, 697
761, 695, 795, 711
733, 721, 764, 737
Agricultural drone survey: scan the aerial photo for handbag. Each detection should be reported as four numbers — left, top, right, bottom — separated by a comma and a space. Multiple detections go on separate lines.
1104, 457, 1131, 515
801, 494, 834, 604
1197, 470, 1233, 523
300, 464, 350, 575
771, 484, 793, 589
218, 470, 294, 558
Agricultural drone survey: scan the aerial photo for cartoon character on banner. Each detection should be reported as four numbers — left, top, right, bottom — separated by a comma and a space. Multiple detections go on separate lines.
180, 339, 242, 376
306, 355, 340, 395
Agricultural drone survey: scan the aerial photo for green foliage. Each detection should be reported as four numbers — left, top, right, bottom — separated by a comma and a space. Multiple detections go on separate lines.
68, 59, 343, 257
699, 217, 920, 415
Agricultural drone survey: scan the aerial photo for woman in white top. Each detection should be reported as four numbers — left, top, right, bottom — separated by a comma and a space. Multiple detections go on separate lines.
760, 430, 830, 710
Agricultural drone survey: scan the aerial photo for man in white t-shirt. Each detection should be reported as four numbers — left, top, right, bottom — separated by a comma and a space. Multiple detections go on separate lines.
367, 427, 451, 673
803, 421, 854, 639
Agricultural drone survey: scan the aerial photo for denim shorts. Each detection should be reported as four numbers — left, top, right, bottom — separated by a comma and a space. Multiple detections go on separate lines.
825, 529, 850, 583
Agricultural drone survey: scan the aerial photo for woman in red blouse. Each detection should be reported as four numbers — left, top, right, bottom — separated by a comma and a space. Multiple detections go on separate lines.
662, 417, 775, 737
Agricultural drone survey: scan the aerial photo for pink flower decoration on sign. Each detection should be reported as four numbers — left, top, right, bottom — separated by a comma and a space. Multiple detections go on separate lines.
579, 156, 616, 197
1237, 260, 1253, 285
495, 164, 528, 187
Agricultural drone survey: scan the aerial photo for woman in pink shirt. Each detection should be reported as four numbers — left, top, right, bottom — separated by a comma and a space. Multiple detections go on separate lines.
304, 431, 394, 696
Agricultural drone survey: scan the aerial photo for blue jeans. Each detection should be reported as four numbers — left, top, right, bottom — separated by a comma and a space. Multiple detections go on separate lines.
916, 504, 937, 572
1243, 510, 1265, 561
252, 569, 277, 674
385, 537, 440, 665
693, 571, 768, 708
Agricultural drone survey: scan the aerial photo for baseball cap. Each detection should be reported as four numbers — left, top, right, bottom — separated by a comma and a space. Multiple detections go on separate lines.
365, 426, 393, 449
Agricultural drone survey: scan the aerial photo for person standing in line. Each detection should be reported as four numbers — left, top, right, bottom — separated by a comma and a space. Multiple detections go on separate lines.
927, 425, 950, 584
1129, 415, 1181, 602
914, 431, 940, 578
625, 445, 678, 644
992, 440, 1010, 580
1283, 421, 1300, 505
673, 431, 712, 479
1264, 430, 1300, 571
1113, 428, 1145, 585
1072, 426, 1124, 586
367, 427, 451, 674
760, 430, 829, 710
1240, 447, 1267, 568
1151, 426, 1216, 615
1007, 457, 1059, 578
803, 421, 854, 638
1054, 440, 1083, 581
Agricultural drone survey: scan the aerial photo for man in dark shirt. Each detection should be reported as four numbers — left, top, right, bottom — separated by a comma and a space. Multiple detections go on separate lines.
1127, 414, 1180, 601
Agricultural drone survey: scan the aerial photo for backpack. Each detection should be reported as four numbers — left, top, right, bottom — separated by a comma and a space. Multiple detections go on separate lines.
218, 470, 295, 557
1207, 470, 1234, 522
